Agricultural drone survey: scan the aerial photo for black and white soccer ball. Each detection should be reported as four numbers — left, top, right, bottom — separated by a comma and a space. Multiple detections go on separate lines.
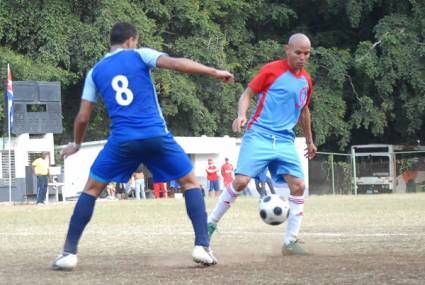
259, 194, 290, 226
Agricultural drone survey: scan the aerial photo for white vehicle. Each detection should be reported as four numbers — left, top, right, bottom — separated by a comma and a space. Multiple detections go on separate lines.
351, 144, 425, 194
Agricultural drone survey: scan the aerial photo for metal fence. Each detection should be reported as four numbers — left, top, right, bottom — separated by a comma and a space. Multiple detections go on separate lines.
0, 150, 15, 187
394, 151, 425, 193
309, 152, 352, 195
309, 150, 425, 195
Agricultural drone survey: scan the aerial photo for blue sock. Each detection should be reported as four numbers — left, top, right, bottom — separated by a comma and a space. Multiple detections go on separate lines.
184, 188, 209, 247
63, 192, 96, 254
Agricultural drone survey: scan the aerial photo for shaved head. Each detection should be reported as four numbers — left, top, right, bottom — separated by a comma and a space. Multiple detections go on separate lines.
285, 33, 311, 72
288, 33, 311, 47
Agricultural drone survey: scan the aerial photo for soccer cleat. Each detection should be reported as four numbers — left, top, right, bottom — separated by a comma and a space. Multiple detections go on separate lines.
207, 222, 217, 240
206, 247, 218, 264
52, 253, 78, 270
192, 246, 218, 266
282, 240, 308, 256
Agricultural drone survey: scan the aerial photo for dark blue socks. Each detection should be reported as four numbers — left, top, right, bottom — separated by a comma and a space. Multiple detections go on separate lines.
63, 192, 96, 254
184, 188, 209, 247
63, 189, 208, 253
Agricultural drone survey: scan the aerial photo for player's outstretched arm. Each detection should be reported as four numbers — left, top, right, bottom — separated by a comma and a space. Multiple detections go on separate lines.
156, 56, 234, 83
61, 100, 95, 159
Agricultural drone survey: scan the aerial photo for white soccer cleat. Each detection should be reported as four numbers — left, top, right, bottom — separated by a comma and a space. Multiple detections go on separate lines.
206, 247, 218, 264
52, 253, 78, 270
192, 246, 218, 266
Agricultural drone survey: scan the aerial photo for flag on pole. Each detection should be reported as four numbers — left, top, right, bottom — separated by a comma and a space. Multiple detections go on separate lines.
6, 64, 14, 131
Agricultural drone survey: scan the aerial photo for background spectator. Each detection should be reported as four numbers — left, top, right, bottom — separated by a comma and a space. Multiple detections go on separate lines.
32, 152, 50, 205
106, 182, 116, 200
221, 157, 234, 190
132, 164, 146, 200
206, 158, 220, 197
153, 182, 167, 198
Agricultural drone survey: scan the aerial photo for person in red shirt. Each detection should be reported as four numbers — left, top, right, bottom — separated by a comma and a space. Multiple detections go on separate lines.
221, 158, 234, 189
153, 182, 167, 198
206, 158, 220, 197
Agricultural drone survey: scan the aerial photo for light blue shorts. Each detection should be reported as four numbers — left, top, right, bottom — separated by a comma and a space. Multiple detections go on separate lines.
90, 133, 192, 184
235, 130, 304, 184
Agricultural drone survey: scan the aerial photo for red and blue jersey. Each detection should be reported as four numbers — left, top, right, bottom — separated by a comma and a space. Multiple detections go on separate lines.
246, 59, 313, 141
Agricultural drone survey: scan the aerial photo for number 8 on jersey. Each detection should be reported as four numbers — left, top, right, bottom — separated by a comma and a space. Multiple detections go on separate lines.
112, 75, 134, 106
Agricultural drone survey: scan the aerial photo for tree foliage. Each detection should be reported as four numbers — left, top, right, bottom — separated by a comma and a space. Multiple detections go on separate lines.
0, 0, 424, 150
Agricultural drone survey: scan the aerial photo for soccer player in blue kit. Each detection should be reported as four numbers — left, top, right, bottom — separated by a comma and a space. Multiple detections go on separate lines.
208, 33, 317, 255
52, 22, 234, 270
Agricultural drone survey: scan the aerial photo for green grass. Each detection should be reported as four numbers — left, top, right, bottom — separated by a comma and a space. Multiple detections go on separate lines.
1, 194, 425, 284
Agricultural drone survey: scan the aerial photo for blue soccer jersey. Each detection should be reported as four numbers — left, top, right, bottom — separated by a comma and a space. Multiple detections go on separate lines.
82, 48, 168, 141
82, 47, 194, 184
247, 59, 313, 141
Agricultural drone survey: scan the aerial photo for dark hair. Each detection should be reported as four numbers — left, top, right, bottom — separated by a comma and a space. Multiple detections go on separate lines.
110, 22, 138, 45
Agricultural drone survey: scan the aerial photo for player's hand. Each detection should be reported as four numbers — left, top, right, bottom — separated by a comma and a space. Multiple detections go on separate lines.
61, 142, 80, 159
304, 143, 317, 160
213, 69, 234, 83
232, 116, 247, 133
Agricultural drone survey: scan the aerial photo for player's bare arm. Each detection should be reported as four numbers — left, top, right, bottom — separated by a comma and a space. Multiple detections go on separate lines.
156, 56, 234, 83
61, 100, 95, 159
232, 87, 255, 132
299, 106, 317, 159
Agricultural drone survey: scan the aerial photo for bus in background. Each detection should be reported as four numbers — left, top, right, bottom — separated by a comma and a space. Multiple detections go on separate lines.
352, 144, 425, 194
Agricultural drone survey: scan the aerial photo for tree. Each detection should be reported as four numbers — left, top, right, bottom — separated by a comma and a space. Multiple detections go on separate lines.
1, 0, 424, 151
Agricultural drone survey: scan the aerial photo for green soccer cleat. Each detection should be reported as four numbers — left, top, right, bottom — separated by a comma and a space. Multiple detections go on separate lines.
207, 222, 217, 240
282, 240, 308, 256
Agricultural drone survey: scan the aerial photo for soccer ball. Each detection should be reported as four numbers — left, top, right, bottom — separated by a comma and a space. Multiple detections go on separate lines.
259, 194, 290, 226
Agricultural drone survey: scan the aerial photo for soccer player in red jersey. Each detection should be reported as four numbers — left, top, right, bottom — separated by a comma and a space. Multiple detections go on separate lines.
208, 34, 317, 256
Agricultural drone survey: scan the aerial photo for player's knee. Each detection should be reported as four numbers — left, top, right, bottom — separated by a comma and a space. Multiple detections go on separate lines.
84, 178, 107, 197
233, 175, 250, 192
290, 180, 305, 196
177, 172, 200, 190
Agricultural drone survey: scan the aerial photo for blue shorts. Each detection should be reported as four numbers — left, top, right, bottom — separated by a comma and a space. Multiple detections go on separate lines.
90, 133, 192, 183
235, 130, 304, 184
254, 167, 268, 182
208, 180, 220, 191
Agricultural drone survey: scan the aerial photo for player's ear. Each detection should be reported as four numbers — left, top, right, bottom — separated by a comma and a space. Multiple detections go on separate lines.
128, 36, 138, 48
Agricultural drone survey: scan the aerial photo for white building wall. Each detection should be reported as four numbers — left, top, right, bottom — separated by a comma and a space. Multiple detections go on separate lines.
0, 133, 56, 202
60, 136, 308, 198
14, 133, 55, 177
177, 136, 241, 180
1, 133, 55, 178
62, 140, 107, 199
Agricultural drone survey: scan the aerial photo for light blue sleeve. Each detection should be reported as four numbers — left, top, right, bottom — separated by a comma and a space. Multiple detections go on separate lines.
135, 48, 167, 69
81, 69, 98, 103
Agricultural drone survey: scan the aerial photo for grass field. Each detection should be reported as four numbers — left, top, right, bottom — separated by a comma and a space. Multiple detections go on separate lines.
1, 194, 425, 284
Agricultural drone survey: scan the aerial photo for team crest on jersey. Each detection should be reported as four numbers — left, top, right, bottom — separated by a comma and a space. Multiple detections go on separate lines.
295, 86, 308, 109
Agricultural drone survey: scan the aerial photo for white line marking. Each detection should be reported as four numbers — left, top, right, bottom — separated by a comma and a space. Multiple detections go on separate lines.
1, 231, 424, 237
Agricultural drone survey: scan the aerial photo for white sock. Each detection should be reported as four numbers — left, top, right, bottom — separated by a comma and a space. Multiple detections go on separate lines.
274, 183, 290, 199
209, 184, 240, 224
284, 195, 305, 245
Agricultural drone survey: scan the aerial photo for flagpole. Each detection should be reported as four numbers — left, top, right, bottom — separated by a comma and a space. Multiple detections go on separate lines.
6, 64, 13, 204
8, 114, 11, 204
